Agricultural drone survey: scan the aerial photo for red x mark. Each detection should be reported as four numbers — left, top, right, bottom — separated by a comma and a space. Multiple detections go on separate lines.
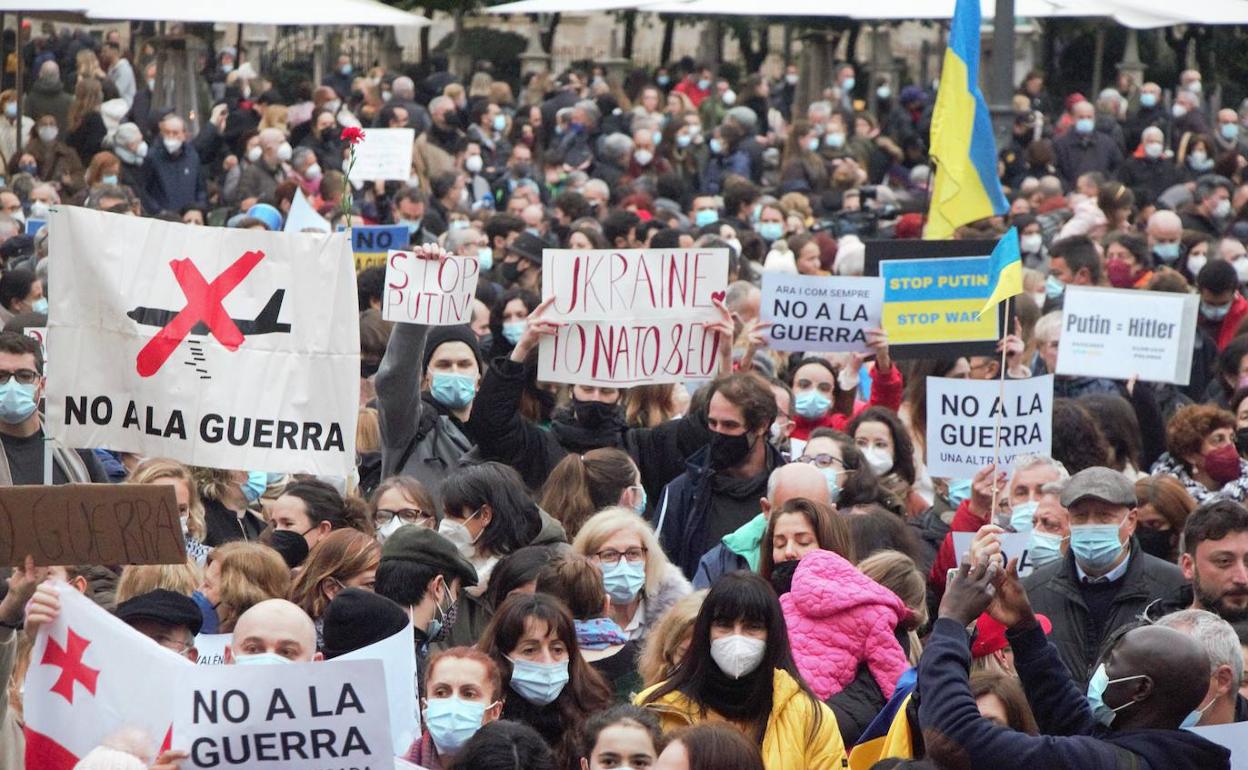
41, 627, 99, 704
135, 251, 265, 377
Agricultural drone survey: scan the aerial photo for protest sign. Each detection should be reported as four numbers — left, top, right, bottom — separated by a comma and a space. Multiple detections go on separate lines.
760, 273, 883, 353
951, 532, 1037, 579
352, 225, 409, 271
866, 239, 1007, 358
350, 127, 415, 181
27, 218, 45, 236
337, 623, 417, 756
1056, 285, 1198, 385
1188, 723, 1248, 769
194, 634, 230, 666
382, 250, 479, 326
538, 248, 729, 386
0, 483, 185, 567
924, 375, 1054, 478
283, 188, 330, 234
46, 207, 360, 476
173, 658, 394, 770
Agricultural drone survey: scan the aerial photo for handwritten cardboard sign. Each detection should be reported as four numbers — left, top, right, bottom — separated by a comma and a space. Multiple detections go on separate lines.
538, 248, 730, 386
351, 128, 415, 181
0, 483, 185, 567
925, 375, 1054, 478
173, 658, 394, 770
352, 225, 409, 271
382, 251, 479, 326
951, 531, 1037, 578
761, 273, 883, 353
1056, 285, 1198, 385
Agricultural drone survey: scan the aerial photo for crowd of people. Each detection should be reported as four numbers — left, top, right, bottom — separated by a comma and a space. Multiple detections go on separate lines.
2, 19, 1248, 770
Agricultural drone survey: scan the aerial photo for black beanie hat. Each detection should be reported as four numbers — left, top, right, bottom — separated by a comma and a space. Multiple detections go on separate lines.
321, 587, 410, 659
422, 324, 484, 373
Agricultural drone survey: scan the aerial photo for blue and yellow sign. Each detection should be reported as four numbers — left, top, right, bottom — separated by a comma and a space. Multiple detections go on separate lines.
880, 256, 998, 345
351, 225, 408, 271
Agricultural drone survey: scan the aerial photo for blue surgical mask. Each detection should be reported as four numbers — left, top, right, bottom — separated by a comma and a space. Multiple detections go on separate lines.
1201, 301, 1231, 321
425, 696, 490, 754
1180, 696, 1217, 729
820, 467, 842, 502
631, 485, 648, 515
843, 77, 856, 91
793, 390, 830, 420
493, 114, 507, 132
600, 559, 646, 603
1075, 117, 1095, 134
1044, 275, 1065, 299
694, 208, 718, 228
431, 372, 476, 410
1069, 519, 1127, 571
676, 134, 692, 149
0, 379, 36, 424
806, 137, 820, 152
1086, 662, 1150, 726
477, 246, 493, 272
398, 218, 422, 235
697, 78, 711, 91
235, 652, 292, 666
1027, 530, 1066, 567
241, 471, 268, 503
657, 75, 670, 87
508, 657, 569, 706
947, 478, 972, 507
502, 321, 526, 346
758, 222, 784, 242
1223, 123, 1240, 141
1152, 241, 1181, 263
1009, 500, 1039, 535
1139, 92, 1157, 108
709, 137, 724, 155
31, 298, 48, 315
101, 174, 118, 186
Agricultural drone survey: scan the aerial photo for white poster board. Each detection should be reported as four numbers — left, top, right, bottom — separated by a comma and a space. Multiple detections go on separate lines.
193, 633, 231, 666
760, 273, 883, 353
1055, 285, 1198, 385
925, 375, 1054, 479
538, 248, 729, 386
172, 658, 394, 769
1189, 723, 1248, 769
951, 531, 1038, 578
351, 128, 416, 181
382, 250, 480, 325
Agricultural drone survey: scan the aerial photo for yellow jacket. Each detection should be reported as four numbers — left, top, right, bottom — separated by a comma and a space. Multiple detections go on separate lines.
635, 668, 847, 770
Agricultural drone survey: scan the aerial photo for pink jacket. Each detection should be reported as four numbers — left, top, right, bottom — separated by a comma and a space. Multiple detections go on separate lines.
780, 549, 911, 701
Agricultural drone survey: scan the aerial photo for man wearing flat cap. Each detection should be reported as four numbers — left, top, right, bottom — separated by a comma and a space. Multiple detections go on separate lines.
1023, 466, 1187, 688
114, 589, 203, 663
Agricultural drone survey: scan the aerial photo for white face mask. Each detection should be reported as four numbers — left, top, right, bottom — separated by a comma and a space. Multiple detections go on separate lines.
37, 126, 57, 143
246, 146, 262, 163
862, 446, 894, 476
376, 516, 404, 543
163, 137, 183, 155
277, 142, 292, 162
710, 634, 766, 679
465, 154, 483, 174
234, 652, 292, 666
1187, 254, 1208, 278
305, 163, 323, 180
1020, 233, 1042, 254
439, 510, 482, 558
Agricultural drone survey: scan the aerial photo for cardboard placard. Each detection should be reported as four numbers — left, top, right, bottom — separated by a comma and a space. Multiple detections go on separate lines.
538, 248, 729, 386
382, 250, 479, 326
924, 375, 1054, 478
760, 273, 883, 353
172, 658, 394, 770
1056, 285, 1198, 385
951, 531, 1037, 578
351, 127, 415, 181
0, 483, 186, 567
865, 239, 1008, 358
352, 225, 409, 271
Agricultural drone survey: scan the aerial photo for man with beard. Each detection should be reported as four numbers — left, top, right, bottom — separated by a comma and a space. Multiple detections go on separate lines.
1181, 500, 1248, 622
464, 294, 734, 514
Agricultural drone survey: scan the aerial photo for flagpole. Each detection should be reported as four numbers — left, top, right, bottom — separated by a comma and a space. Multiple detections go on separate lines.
990, 295, 1011, 517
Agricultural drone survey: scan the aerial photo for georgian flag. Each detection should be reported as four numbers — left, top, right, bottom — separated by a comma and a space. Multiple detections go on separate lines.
23, 582, 193, 769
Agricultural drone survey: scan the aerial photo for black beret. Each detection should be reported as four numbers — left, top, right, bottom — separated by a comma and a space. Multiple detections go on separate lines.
115, 589, 203, 637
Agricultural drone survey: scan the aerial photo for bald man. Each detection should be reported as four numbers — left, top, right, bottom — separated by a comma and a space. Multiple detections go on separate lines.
225, 599, 321, 664
1118, 126, 1184, 204
693, 462, 830, 588
237, 127, 290, 207
1146, 209, 1184, 269
925, 556, 1230, 769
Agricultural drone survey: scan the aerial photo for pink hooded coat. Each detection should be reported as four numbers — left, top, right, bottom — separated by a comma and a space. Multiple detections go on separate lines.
780, 549, 911, 700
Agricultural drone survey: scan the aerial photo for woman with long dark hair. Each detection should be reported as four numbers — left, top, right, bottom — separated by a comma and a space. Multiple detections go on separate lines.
478, 592, 613, 770
636, 572, 845, 768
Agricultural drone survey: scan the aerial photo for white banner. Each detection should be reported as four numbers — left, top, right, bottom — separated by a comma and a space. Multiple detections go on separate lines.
951, 531, 1038, 578
337, 623, 417, 756
382, 250, 479, 326
46, 207, 359, 476
172, 658, 394, 770
351, 128, 415, 181
538, 248, 729, 386
1056, 285, 1197, 385
925, 375, 1054, 478
194, 633, 231, 666
761, 273, 883, 353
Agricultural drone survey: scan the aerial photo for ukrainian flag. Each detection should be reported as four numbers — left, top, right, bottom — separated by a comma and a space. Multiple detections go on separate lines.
977, 226, 1022, 318
848, 668, 917, 770
925, 0, 1009, 239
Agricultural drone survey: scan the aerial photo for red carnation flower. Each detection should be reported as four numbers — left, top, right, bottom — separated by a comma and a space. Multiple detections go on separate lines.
340, 126, 366, 145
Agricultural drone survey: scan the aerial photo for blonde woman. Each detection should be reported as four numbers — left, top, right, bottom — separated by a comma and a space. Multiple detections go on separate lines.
199, 542, 290, 633
571, 507, 692, 642
193, 467, 267, 546
637, 590, 706, 687
129, 457, 211, 565
115, 561, 202, 604
857, 549, 927, 665
288, 529, 380, 649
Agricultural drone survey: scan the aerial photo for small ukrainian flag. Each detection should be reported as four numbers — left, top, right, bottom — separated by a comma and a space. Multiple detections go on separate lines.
977, 226, 1022, 318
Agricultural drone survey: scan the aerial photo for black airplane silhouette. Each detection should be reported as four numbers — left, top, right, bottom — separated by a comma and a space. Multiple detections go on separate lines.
127, 289, 292, 335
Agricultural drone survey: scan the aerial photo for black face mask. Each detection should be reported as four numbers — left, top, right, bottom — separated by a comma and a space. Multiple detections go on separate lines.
361, 358, 380, 378
1135, 528, 1175, 561
269, 528, 309, 569
321, 127, 337, 143
709, 430, 753, 471
574, 398, 619, 430
500, 261, 522, 284
1236, 427, 1248, 457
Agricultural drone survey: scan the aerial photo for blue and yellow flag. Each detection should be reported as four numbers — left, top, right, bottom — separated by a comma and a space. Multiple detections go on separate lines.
925, 0, 1009, 239
848, 668, 917, 770
977, 226, 1022, 318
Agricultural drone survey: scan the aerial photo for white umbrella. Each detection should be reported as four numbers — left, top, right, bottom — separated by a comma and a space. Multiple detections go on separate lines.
488, 0, 658, 12
80, 0, 429, 25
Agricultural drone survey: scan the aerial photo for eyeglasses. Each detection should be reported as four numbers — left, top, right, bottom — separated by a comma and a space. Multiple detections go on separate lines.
594, 547, 648, 565
0, 369, 38, 385
151, 633, 193, 654
375, 507, 432, 525
797, 454, 845, 470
